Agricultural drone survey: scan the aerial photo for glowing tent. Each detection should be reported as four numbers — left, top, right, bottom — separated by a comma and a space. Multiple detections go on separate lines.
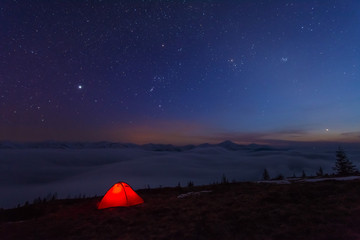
98, 182, 144, 209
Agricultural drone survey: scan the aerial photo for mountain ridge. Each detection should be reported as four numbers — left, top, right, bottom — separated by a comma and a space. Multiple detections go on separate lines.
0, 140, 280, 152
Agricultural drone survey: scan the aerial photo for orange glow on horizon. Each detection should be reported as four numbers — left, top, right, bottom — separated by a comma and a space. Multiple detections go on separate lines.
2, 118, 359, 145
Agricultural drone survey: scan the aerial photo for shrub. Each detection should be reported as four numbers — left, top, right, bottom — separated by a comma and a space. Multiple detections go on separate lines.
272, 174, 284, 180
221, 174, 229, 184
316, 167, 324, 177
262, 168, 270, 180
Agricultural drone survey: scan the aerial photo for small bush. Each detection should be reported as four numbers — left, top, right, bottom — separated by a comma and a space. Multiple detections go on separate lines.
221, 174, 229, 184
262, 168, 270, 180
187, 181, 194, 187
272, 174, 284, 180
316, 167, 324, 177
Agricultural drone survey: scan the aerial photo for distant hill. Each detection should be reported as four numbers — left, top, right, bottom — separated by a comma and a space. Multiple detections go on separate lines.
0, 140, 284, 152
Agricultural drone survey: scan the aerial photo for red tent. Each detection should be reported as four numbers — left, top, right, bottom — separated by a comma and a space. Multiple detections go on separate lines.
98, 182, 144, 209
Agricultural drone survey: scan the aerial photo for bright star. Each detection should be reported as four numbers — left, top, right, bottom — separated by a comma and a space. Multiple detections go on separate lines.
78, 85, 83, 89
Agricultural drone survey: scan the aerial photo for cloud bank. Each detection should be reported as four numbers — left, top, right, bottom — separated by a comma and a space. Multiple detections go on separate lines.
1, 142, 360, 209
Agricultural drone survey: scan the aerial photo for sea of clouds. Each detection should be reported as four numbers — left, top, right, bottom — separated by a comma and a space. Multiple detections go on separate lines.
1, 143, 359, 209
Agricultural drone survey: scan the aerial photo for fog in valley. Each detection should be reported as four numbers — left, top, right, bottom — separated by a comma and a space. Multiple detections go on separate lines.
1, 141, 359, 209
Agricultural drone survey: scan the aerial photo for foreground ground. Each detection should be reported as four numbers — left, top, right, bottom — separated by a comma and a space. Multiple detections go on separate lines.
2, 180, 360, 240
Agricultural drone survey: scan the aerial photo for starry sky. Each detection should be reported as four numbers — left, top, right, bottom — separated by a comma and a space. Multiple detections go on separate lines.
1, 0, 360, 145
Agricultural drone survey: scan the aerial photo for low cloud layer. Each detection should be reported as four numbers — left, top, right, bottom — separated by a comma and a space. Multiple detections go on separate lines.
1, 145, 360, 208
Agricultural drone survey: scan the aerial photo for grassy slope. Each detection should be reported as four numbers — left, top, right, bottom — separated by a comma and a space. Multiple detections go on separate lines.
2, 180, 360, 240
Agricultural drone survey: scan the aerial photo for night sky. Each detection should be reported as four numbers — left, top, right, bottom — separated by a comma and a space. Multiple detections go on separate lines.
1, 0, 359, 145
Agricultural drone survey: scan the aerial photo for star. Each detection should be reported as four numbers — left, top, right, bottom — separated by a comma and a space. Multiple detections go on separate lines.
1, 0, 359, 146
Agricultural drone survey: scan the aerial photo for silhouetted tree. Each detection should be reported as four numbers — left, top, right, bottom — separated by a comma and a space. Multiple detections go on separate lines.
333, 147, 358, 176
316, 167, 324, 177
221, 174, 229, 184
187, 181, 194, 187
302, 170, 306, 178
262, 168, 270, 180
273, 174, 284, 180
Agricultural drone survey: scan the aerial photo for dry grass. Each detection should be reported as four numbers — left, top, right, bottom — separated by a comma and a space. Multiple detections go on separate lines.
2, 180, 360, 239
